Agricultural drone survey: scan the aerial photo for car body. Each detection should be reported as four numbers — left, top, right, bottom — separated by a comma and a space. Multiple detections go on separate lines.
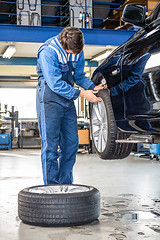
90, 2, 160, 159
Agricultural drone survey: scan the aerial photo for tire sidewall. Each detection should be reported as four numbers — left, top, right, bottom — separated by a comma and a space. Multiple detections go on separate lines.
90, 89, 117, 158
18, 184, 99, 200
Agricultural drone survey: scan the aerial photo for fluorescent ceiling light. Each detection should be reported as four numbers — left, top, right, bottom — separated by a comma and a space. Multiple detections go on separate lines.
30, 75, 38, 80
145, 52, 160, 69
3, 46, 16, 59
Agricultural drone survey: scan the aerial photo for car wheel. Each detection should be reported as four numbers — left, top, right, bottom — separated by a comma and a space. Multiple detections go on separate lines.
18, 184, 100, 227
156, 155, 160, 161
90, 89, 133, 159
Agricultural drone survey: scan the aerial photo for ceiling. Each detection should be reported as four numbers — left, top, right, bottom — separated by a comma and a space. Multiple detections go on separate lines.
0, 41, 109, 58
0, 41, 116, 87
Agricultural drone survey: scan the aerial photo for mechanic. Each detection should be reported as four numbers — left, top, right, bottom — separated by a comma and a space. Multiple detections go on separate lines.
36, 26, 104, 185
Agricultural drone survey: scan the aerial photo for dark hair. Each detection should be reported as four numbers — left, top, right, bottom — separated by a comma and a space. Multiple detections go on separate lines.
60, 27, 84, 54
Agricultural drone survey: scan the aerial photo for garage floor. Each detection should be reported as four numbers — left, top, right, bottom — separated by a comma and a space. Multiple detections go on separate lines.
0, 149, 160, 240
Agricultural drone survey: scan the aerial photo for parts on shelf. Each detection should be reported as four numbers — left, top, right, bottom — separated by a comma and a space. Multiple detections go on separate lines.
17, 0, 41, 25
78, 119, 91, 152
20, 119, 41, 148
59, 0, 92, 28
0, 105, 41, 149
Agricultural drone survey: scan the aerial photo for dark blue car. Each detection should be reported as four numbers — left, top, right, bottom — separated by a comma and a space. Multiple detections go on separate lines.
90, 2, 160, 159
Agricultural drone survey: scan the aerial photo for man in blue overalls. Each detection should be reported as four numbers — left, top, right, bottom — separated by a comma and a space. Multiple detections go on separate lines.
36, 27, 104, 185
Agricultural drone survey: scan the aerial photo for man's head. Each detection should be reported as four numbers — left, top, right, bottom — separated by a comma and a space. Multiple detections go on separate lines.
60, 27, 84, 55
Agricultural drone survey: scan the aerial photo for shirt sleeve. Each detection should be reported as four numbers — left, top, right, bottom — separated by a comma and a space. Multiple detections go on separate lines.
110, 53, 151, 96
38, 47, 81, 100
74, 51, 96, 90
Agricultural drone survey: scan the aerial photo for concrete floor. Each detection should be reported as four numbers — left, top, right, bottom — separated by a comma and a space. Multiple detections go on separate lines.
0, 149, 160, 240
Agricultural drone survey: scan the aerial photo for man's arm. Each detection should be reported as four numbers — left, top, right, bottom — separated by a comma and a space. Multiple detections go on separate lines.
39, 47, 81, 100
39, 48, 102, 103
74, 51, 96, 90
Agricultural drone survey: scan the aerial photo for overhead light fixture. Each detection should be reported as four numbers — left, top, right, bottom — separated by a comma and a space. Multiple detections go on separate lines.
30, 75, 38, 80
2, 46, 16, 59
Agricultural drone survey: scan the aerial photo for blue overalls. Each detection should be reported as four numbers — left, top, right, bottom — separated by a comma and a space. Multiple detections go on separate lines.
36, 34, 95, 185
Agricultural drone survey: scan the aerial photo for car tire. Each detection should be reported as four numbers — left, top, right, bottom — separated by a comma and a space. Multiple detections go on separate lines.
18, 184, 100, 227
112, 132, 133, 159
90, 89, 133, 159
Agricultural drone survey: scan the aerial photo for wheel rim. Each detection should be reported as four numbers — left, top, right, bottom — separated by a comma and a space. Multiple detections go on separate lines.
29, 185, 93, 194
91, 100, 108, 153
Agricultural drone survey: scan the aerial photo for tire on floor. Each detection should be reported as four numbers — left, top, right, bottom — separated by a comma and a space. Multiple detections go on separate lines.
18, 184, 100, 227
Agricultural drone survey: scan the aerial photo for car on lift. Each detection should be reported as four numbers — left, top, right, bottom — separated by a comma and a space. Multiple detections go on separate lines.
90, 2, 160, 159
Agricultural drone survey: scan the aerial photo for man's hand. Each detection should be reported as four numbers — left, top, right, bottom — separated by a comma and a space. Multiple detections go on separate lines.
94, 83, 108, 91
80, 90, 101, 103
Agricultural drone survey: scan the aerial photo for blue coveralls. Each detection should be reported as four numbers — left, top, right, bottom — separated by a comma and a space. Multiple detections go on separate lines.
36, 34, 96, 185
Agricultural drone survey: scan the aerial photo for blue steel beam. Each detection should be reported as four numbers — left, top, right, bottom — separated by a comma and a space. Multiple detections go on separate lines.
0, 76, 30, 79
0, 57, 98, 66
0, 24, 135, 46
0, 57, 37, 65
